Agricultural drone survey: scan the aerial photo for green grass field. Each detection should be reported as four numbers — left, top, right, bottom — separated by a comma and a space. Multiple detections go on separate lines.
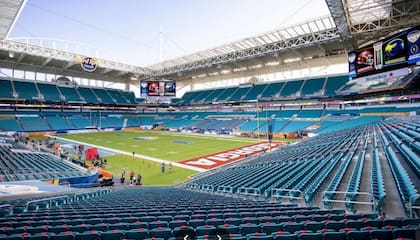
104, 154, 197, 186
59, 130, 264, 186
63, 130, 261, 161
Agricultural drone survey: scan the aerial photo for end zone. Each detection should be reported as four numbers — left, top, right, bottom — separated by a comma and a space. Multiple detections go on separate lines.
179, 142, 284, 170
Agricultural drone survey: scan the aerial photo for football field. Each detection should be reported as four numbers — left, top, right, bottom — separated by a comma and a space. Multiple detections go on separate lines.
63, 130, 261, 161
59, 130, 263, 186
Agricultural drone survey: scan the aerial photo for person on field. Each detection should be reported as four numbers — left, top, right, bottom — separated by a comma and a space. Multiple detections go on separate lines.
120, 168, 126, 183
136, 173, 142, 186
129, 169, 135, 184
161, 162, 165, 173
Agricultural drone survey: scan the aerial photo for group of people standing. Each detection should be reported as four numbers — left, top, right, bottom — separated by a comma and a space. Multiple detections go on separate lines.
119, 161, 173, 186
120, 168, 142, 185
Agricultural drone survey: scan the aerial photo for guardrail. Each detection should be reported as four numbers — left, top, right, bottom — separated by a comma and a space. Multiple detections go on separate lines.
237, 187, 261, 198
25, 195, 70, 210
216, 185, 234, 195
322, 190, 376, 213
408, 193, 420, 218
0, 204, 12, 216
271, 188, 306, 206
201, 184, 214, 192
185, 183, 201, 190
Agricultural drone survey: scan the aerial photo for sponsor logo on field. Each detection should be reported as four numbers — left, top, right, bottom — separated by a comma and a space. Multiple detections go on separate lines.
179, 142, 283, 169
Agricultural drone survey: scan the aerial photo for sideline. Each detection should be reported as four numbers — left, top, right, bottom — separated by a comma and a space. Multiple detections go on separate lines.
50, 135, 207, 172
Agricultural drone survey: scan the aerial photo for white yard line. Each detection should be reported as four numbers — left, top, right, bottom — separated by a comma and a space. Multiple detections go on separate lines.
133, 130, 262, 143
51, 135, 206, 172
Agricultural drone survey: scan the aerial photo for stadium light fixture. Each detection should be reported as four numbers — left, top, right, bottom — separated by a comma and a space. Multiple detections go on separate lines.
284, 57, 301, 63
209, 72, 219, 76
9, 51, 15, 58
250, 64, 262, 69
233, 67, 247, 72
265, 62, 280, 66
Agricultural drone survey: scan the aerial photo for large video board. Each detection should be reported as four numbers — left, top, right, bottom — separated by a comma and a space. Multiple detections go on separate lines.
348, 25, 420, 78
140, 81, 176, 97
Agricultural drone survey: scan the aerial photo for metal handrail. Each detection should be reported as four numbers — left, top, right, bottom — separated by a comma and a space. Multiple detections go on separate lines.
271, 188, 306, 206
25, 195, 70, 209
0, 204, 12, 216
237, 187, 261, 197
322, 190, 376, 212
408, 193, 420, 218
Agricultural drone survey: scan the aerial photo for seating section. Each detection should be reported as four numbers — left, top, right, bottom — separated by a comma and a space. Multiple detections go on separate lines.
324, 76, 349, 96
91, 88, 115, 104
0, 78, 137, 105
77, 87, 100, 104
1, 187, 418, 240
0, 144, 87, 182
58, 86, 82, 102
13, 81, 39, 100
46, 116, 75, 131
301, 78, 325, 97
229, 86, 252, 102
106, 88, 128, 104
179, 75, 350, 105
0, 79, 15, 99
0, 118, 22, 131
18, 116, 51, 132
215, 87, 237, 102
298, 110, 323, 118
280, 80, 303, 98
188, 116, 420, 214
0, 108, 416, 135
243, 84, 267, 101
37, 83, 62, 102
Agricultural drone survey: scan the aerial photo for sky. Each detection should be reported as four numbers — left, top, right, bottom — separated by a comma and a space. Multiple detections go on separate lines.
10, 0, 331, 67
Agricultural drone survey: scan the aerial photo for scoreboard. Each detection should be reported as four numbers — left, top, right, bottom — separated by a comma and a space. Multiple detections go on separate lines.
348, 25, 420, 79
140, 81, 176, 97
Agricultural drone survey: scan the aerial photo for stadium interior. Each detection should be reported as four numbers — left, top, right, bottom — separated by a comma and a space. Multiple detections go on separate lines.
0, 0, 420, 240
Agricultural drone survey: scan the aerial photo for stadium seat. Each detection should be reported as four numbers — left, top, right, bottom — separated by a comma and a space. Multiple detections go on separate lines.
246, 232, 270, 240
393, 227, 416, 239
271, 231, 297, 240
218, 224, 240, 234
74, 231, 100, 240
370, 229, 394, 240
196, 225, 216, 236
149, 227, 172, 239
346, 230, 370, 240
322, 231, 346, 240
240, 223, 260, 235
261, 223, 283, 235
49, 231, 74, 240
124, 228, 149, 240
100, 229, 124, 240
188, 219, 206, 228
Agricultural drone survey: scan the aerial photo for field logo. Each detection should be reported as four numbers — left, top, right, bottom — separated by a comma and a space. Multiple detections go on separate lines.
179, 142, 283, 169
80, 57, 98, 72
407, 30, 420, 43
132, 136, 158, 141
407, 29, 420, 64
348, 52, 356, 63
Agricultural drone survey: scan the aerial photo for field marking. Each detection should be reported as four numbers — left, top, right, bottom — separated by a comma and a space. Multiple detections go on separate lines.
128, 130, 261, 143
52, 135, 206, 172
